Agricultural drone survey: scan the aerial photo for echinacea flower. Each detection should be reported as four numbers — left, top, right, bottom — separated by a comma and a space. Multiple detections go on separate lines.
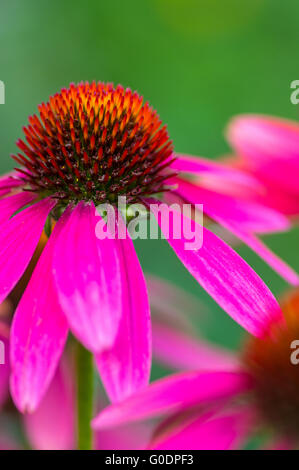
1, 81, 297, 416
226, 114, 299, 218
92, 283, 299, 450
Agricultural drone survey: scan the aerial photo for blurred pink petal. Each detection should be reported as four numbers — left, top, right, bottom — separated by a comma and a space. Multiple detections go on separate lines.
92, 370, 251, 429
147, 275, 204, 330
95, 211, 151, 402
0, 435, 20, 450
10, 206, 69, 413
227, 115, 299, 196
171, 154, 260, 190
150, 203, 283, 337
228, 114, 299, 163
24, 361, 75, 450
173, 176, 290, 234
150, 408, 253, 450
0, 322, 9, 408
152, 321, 238, 371
52, 202, 124, 353
220, 225, 299, 286
96, 423, 152, 450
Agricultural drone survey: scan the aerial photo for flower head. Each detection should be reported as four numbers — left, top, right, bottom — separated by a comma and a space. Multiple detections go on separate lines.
0, 82, 297, 415
92, 282, 299, 450
13, 82, 174, 205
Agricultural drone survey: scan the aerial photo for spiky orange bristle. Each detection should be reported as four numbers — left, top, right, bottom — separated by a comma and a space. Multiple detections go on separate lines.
243, 290, 299, 441
12, 82, 175, 204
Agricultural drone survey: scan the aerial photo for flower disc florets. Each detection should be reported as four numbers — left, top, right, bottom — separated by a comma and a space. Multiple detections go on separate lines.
13, 82, 174, 205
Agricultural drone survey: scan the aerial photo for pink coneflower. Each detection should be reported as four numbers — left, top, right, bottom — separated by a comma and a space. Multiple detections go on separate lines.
226, 114, 299, 218
93, 286, 299, 450
0, 82, 296, 423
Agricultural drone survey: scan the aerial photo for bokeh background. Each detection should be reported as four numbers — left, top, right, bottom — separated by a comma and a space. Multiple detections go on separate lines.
1, 0, 299, 391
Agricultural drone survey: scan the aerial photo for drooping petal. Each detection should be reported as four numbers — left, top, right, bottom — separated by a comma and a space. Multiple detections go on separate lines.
0, 322, 10, 408
196, 164, 299, 217
152, 321, 238, 372
174, 176, 290, 234
52, 202, 124, 352
0, 192, 36, 223
173, 178, 299, 285
95, 211, 151, 402
171, 154, 260, 190
149, 202, 283, 337
24, 360, 75, 450
92, 370, 252, 429
149, 408, 253, 450
0, 197, 56, 304
248, 185, 299, 218
10, 205, 69, 413
220, 226, 299, 286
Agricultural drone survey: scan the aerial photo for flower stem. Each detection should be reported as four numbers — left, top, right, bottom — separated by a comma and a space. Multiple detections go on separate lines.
76, 341, 94, 450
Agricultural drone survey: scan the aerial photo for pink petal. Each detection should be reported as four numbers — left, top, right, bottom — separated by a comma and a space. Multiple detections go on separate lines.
24, 360, 75, 450
0, 197, 56, 304
250, 186, 299, 217
227, 115, 299, 194
173, 178, 299, 285
95, 211, 151, 402
92, 370, 251, 429
0, 191, 36, 223
198, 162, 299, 217
221, 226, 299, 286
147, 275, 202, 330
150, 408, 253, 450
228, 114, 299, 163
171, 154, 261, 190
0, 172, 23, 196
174, 176, 290, 234
95, 423, 152, 450
52, 202, 125, 352
0, 322, 10, 408
152, 321, 238, 371
0, 171, 22, 184
10, 206, 69, 413
150, 202, 283, 337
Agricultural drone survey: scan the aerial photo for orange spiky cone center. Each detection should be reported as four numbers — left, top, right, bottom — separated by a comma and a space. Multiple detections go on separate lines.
243, 290, 299, 442
13, 82, 175, 205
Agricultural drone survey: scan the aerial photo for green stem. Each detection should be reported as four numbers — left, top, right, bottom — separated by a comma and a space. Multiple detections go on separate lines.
76, 341, 94, 450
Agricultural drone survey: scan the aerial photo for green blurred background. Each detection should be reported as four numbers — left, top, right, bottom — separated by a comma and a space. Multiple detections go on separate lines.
1, 0, 299, 363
